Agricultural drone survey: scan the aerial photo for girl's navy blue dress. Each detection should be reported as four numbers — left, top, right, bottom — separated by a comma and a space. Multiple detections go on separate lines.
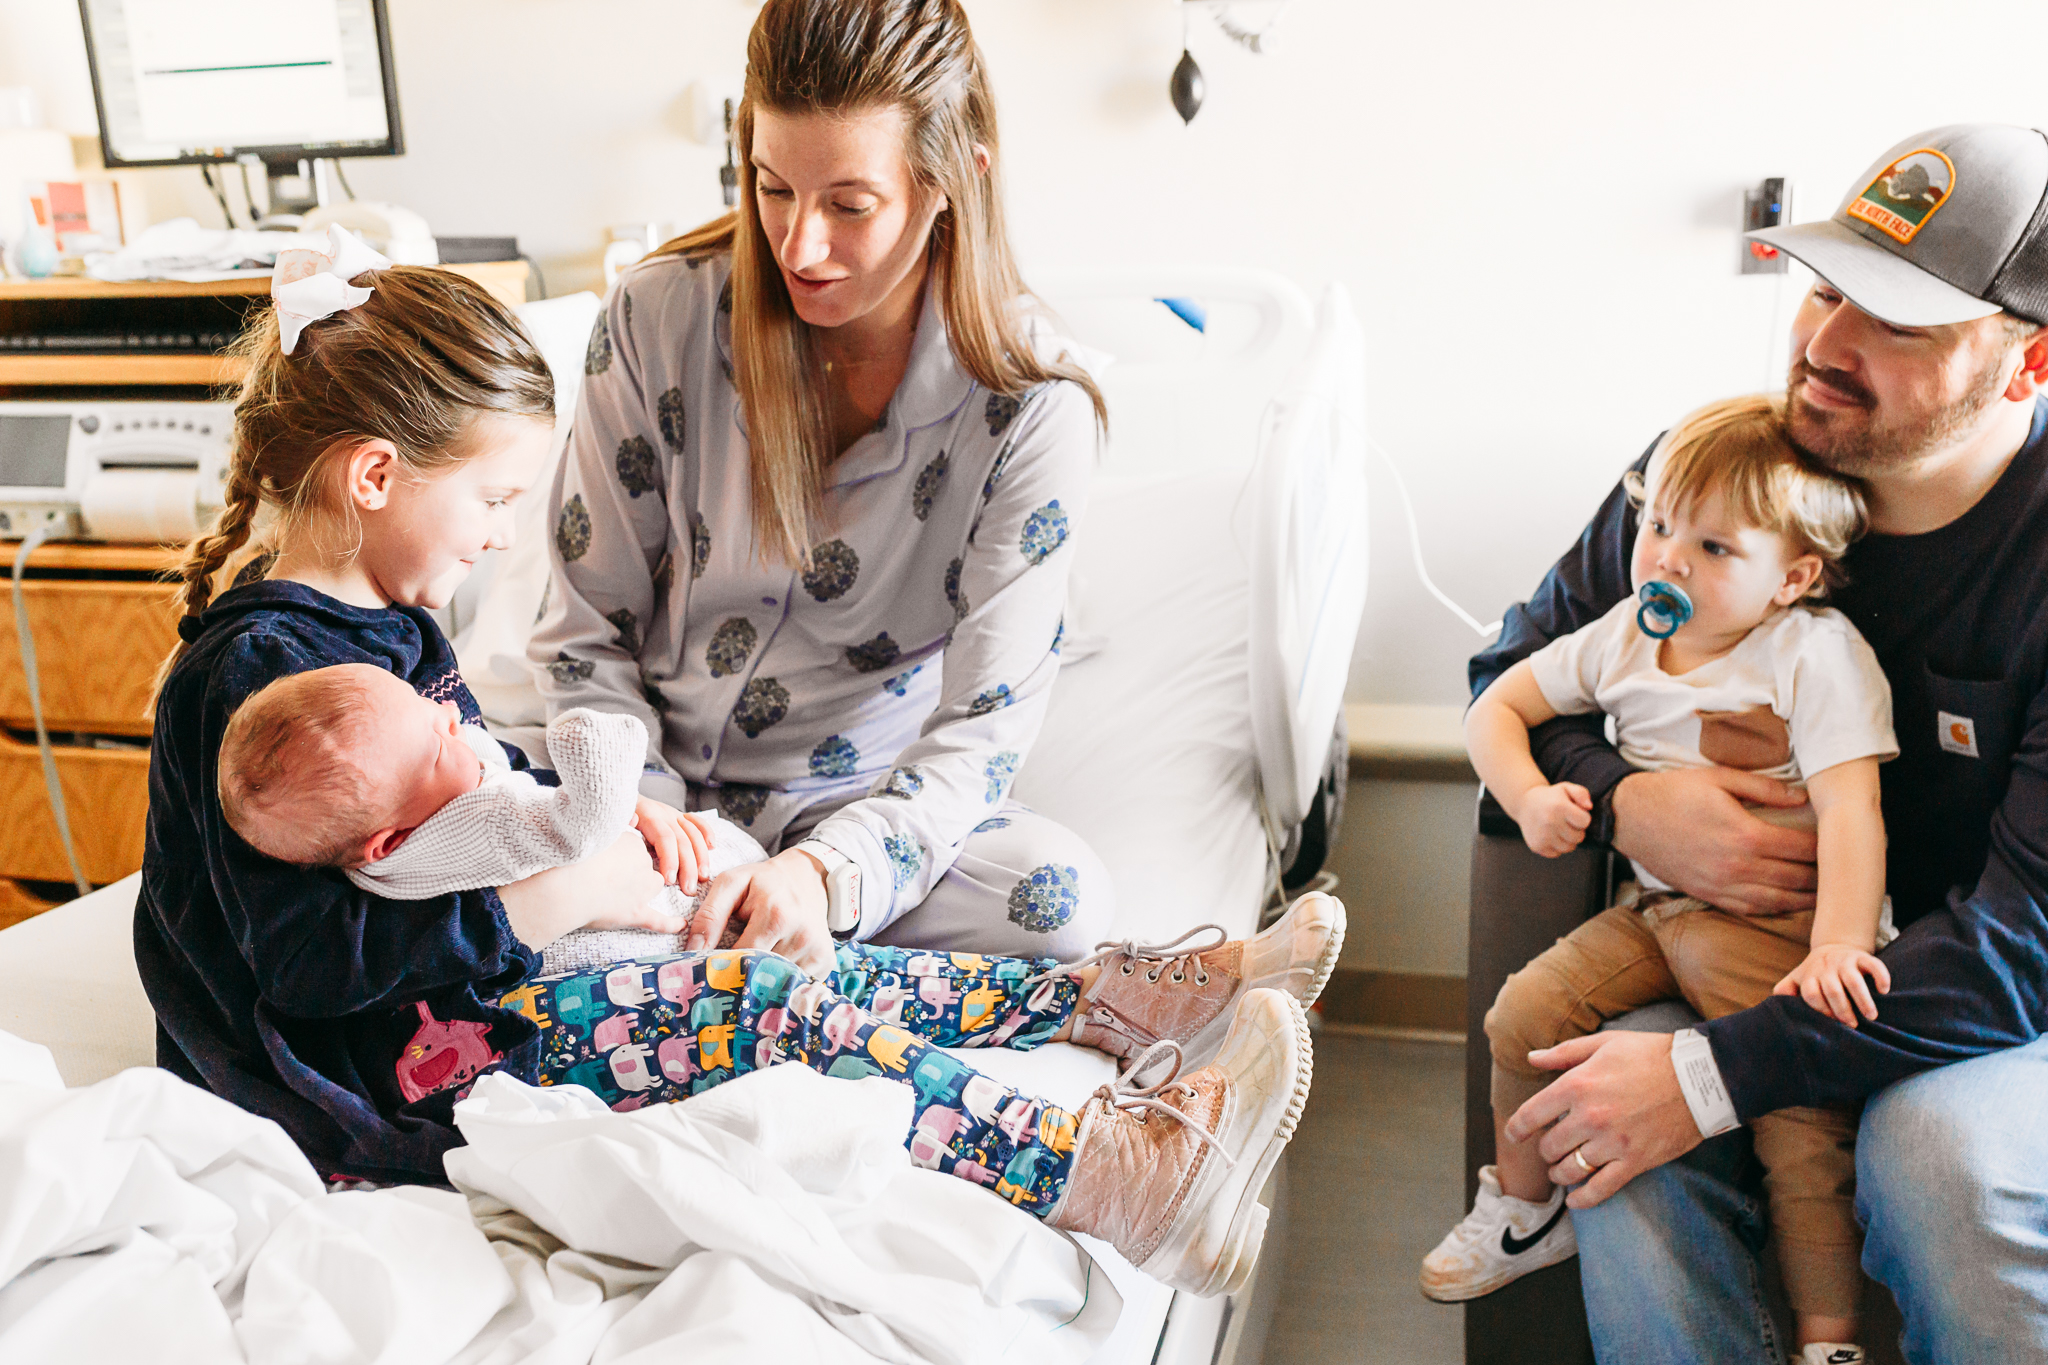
136, 581, 545, 1184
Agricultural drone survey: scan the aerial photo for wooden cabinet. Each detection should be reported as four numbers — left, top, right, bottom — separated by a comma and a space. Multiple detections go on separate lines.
0, 542, 179, 902
0, 575, 180, 736
0, 730, 151, 884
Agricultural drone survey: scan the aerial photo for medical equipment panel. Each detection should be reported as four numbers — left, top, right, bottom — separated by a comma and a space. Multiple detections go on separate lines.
0, 400, 233, 542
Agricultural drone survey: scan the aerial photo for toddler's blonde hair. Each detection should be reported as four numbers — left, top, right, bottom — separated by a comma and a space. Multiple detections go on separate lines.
1625, 394, 1868, 596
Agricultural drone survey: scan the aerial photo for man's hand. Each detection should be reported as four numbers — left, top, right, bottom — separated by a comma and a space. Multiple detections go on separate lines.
1775, 943, 1890, 1027
1517, 781, 1593, 857
1504, 1031, 1706, 1209
1611, 767, 1818, 914
689, 848, 835, 978
632, 797, 713, 893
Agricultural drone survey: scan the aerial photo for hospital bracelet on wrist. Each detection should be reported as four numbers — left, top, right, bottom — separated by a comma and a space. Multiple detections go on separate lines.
1670, 1028, 1742, 1138
793, 839, 862, 938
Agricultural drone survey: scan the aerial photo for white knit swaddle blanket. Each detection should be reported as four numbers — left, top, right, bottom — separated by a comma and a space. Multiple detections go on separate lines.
346, 708, 766, 975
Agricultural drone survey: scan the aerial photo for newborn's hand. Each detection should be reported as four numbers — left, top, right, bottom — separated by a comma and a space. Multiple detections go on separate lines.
633, 797, 713, 894
1518, 782, 1592, 858
1774, 942, 1890, 1027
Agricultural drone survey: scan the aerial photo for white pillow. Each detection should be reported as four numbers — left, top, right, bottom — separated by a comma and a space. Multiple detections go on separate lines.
1012, 471, 1268, 942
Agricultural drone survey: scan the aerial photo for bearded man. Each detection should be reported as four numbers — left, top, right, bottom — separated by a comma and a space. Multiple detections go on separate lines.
1471, 124, 2048, 1363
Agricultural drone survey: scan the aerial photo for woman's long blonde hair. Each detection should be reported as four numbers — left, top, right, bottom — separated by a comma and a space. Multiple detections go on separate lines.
659, 0, 1106, 567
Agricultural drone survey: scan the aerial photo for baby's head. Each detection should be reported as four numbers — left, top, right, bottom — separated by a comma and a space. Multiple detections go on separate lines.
1625, 395, 1868, 639
218, 664, 484, 868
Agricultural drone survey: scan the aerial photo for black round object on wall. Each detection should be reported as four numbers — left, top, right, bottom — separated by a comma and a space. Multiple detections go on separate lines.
1171, 49, 1205, 124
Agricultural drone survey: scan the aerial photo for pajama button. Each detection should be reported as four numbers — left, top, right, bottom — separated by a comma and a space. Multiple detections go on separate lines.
762, 596, 777, 606
702, 744, 713, 758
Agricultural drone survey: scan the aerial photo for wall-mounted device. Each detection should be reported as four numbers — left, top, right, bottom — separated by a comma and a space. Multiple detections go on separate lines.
1742, 177, 1792, 274
76, 0, 407, 230
0, 401, 233, 543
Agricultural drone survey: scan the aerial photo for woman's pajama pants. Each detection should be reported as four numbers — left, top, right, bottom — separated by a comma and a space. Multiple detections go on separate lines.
502, 941, 1086, 1214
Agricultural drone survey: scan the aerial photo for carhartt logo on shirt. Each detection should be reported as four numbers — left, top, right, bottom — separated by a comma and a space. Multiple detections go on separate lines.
1938, 711, 1979, 758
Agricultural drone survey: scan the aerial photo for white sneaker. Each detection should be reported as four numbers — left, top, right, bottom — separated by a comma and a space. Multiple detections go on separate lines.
1796, 1346, 1865, 1365
1419, 1164, 1576, 1302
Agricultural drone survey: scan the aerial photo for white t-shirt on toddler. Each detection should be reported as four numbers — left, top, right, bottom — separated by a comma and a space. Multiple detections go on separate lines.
1524, 598, 1899, 910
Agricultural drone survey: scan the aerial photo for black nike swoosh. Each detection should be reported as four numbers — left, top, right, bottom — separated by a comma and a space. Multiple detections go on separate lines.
1500, 1200, 1569, 1256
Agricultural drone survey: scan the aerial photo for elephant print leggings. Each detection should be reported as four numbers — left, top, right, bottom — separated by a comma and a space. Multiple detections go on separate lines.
502, 942, 1086, 1216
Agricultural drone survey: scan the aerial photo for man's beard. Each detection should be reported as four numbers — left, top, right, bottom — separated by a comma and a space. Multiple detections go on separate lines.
1785, 354, 2009, 477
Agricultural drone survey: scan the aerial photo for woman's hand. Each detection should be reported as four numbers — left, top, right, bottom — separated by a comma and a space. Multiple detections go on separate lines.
633, 798, 713, 893
497, 829, 673, 949
690, 847, 835, 977
1774, 942, 1890, 1027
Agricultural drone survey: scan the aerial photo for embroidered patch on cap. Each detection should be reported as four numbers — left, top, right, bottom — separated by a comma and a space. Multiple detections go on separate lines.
1938, 710, 1979, 758
1847, 149, 1955, 244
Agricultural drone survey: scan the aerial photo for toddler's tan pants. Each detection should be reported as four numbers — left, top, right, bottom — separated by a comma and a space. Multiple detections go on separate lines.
1486, 891, 1861, 1319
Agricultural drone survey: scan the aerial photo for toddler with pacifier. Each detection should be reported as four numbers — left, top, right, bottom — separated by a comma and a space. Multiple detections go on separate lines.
1420, 395, 1895, 1363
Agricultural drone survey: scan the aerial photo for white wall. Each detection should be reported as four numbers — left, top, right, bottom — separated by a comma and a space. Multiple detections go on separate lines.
8, 0, 2048, 708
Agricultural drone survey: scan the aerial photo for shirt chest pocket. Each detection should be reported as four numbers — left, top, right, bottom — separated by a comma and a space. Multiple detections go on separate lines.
1917, 665, 2016, 805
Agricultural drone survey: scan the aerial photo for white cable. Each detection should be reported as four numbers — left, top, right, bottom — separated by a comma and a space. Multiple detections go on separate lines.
11, 525, 92, 896
1370, 437, 1504, 640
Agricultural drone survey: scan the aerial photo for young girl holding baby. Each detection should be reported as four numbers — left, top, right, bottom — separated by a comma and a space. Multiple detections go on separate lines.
141, 39, 1341, 1296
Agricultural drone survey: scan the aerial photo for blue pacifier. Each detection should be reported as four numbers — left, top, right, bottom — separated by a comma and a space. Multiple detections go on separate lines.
1636, 580, 1694, 639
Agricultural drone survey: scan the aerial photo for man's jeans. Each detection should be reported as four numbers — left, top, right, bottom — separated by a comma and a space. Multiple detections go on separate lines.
1576, 1010, 2048, 1364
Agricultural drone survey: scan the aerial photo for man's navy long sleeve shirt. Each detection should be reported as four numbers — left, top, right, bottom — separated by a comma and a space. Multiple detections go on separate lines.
1471, 402, 2048, 1120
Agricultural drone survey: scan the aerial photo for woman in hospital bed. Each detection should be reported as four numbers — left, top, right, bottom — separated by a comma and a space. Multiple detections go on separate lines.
137, 0, 1342, 1300
531, 0, 1114, 971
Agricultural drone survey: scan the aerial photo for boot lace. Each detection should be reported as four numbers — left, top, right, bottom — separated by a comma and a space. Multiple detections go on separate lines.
1023, 923, 1228, 989
1087, 1040, 1237, 1167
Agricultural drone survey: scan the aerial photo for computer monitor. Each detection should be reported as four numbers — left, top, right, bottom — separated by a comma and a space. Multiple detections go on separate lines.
77, 0, 403, 212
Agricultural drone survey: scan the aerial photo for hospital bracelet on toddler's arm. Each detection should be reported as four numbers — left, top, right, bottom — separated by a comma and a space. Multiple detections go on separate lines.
1670, 1028, 1742, 1137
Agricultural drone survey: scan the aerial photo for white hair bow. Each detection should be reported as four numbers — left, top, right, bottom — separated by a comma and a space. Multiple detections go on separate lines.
272, 223, 392, 355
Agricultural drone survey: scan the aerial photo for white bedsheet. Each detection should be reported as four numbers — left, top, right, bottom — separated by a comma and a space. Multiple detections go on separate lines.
0, 1032, 1120, 1365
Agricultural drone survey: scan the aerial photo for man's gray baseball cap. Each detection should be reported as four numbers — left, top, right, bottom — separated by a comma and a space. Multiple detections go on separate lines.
1748, 123, 2048, 328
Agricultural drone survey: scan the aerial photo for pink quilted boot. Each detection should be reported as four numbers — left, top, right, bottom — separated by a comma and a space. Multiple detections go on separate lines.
1060, 891, 1344, 1071
1048, 988, 1313, 1297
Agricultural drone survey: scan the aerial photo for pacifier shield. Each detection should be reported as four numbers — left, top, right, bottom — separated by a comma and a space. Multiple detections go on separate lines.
1636, 581, 1694, 639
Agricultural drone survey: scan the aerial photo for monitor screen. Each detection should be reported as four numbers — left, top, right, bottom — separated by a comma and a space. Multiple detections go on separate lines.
79, 0, 403, 167
0, 416, 74, 489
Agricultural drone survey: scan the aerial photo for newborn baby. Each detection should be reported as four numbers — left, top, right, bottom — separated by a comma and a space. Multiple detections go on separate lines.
217, 663, 764, 974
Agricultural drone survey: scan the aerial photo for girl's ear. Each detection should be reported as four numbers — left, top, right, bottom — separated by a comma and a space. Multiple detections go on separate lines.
1775, 552, 1826, 606
343, 440, 402, 512
971, 141, 992, 176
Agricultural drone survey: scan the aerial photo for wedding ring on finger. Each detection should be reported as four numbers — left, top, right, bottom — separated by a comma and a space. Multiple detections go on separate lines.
1571, 1147, 1595, 1176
